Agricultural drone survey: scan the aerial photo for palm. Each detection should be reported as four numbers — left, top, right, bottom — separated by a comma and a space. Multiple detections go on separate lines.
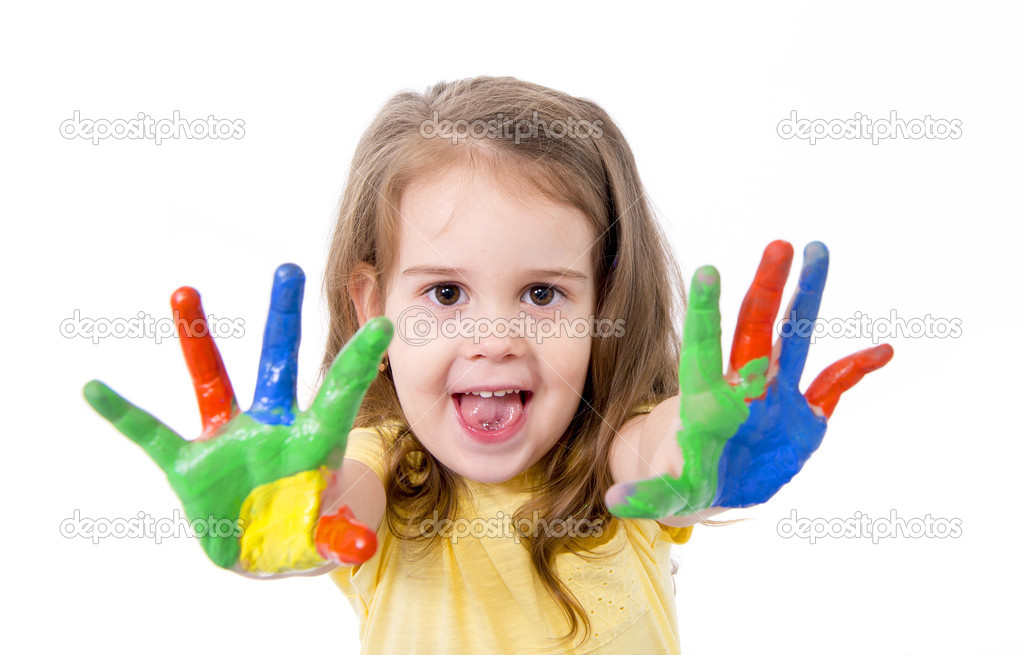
610, 241, 893, 519
84, 264, 392, 569
161, 413, 339, 569
713, 382, 826, 508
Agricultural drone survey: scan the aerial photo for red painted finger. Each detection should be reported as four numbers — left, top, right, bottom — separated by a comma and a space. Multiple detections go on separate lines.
729, 240, 794, 375
171, 287, 238, 438
315, 505, 378, 564
805, 344, 894, 419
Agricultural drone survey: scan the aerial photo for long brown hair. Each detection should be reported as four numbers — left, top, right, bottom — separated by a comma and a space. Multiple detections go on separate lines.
320, 76, 686, 647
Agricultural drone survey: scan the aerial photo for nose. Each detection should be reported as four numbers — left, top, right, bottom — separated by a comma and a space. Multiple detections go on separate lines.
471, 334, 526, 362
464, 311, 527, 362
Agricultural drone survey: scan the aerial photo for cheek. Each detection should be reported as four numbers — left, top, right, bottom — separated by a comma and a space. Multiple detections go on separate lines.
540, 337, 592, 391
388, 340, 454, 406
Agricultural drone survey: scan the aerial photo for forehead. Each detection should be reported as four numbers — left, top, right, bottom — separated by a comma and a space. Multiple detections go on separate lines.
394, 163, 598, 272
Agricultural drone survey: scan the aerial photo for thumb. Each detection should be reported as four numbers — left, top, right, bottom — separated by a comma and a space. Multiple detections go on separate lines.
605, 481, 637, 511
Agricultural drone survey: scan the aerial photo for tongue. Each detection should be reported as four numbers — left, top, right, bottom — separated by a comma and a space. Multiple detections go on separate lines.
459, 393, 523, 431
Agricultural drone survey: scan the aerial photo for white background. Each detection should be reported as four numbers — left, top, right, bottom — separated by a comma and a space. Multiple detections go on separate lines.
2, 1, 1019, 653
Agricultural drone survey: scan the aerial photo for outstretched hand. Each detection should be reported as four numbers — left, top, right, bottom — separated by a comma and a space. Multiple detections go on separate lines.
608, 241, 893, 519
84, 264, 392, 571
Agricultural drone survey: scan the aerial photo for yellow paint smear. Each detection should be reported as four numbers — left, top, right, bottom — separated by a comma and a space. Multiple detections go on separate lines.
238, 469, 328, 574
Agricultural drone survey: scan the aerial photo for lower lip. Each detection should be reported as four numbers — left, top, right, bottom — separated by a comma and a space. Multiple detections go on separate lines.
452, 392, 530, 445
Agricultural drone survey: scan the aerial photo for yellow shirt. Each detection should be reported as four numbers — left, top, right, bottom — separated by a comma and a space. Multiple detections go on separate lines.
330, 424, 693, 654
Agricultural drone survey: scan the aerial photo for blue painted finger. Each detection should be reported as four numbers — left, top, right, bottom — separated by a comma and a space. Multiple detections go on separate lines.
249, 263, 304, 425
776, 242, 828, 389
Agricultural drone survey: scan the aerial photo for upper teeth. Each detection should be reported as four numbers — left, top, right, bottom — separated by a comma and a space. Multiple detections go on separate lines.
466, 389, 520, 398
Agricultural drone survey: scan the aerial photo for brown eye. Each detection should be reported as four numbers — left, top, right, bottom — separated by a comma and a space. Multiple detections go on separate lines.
528, 286, 555, 306
433, 285, 461, 306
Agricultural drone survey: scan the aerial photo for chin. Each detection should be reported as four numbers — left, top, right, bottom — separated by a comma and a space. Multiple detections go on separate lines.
450, 452, 533, 485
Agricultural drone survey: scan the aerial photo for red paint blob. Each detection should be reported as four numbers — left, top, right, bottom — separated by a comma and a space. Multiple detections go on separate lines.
315, 505, 378, 565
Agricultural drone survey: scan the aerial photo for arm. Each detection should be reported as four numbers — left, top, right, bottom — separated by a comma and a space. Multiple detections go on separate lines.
609, 397, 682, 484
322, 459, 386, 535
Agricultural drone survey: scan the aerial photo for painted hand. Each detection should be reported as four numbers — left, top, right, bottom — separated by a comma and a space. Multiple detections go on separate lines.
608, 241, 893, 519
83, 264, 392, 572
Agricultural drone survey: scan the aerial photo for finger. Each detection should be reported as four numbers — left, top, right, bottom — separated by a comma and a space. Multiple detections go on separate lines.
775, 242, 829, 389
249, 264, 304, 425
605, 477, 699, 519
171, 287, 238, 438
605, 481, 640, 514
728, 240, 793, 375
606, 480, 673, 518
315, 505, 378, 565
83, 380, 184, 472
679, 266, 724, 396
805, 344, 894, 419
305, 316, 393, 435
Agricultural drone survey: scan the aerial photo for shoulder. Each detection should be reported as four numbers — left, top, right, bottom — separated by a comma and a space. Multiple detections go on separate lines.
621, 517, 695, 547
655, 521, 694, 545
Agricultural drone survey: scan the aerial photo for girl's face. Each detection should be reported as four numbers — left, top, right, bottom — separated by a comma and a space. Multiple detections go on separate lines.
380, 163, 597, 484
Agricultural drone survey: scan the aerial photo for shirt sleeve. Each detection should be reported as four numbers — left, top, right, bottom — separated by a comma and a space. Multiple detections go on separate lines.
657, 523, 694, 545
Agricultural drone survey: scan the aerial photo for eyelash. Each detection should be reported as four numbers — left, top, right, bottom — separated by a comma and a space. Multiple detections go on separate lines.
423, 283, 567, 309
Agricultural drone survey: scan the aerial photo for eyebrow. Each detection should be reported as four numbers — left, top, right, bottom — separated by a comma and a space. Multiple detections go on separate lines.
401, 265, 589, 282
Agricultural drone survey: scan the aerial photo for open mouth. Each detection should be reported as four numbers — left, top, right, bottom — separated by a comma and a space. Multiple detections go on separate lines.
452, 390, 532, 443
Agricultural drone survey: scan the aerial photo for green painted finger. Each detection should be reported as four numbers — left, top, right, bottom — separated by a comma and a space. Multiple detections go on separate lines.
304, 316, 393, 433
679, 266, 724, 396
83, 380, 184, 473
609, 473, 691, 518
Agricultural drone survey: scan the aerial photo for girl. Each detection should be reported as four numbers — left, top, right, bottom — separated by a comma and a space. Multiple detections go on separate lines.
84, 76, 893, 653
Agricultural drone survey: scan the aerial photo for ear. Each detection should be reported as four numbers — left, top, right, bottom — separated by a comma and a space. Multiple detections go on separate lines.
348, 262, 383, 327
